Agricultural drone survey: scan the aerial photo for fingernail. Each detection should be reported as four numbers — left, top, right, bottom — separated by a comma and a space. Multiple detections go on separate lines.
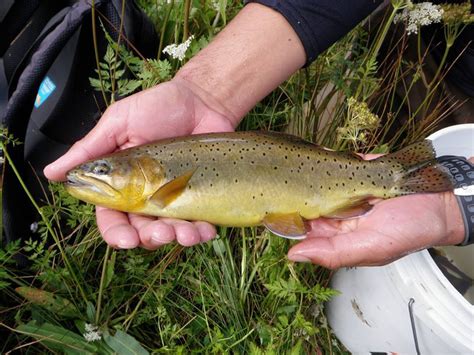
117, 239, 137, 249
288, 253, 312, 263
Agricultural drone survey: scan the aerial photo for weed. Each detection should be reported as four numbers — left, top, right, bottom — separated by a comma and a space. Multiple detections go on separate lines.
1, 1, 471, 353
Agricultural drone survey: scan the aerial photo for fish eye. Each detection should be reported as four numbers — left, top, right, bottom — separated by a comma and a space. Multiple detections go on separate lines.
92, 161, 111, 175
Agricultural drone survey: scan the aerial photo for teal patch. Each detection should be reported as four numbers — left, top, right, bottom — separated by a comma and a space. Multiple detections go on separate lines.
34, 76, 56, 108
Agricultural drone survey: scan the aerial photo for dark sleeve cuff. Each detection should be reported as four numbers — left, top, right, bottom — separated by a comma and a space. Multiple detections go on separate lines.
245, 0, 383, 66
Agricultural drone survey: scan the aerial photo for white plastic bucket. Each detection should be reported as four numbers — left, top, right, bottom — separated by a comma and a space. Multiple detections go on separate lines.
326, 124, 474, 354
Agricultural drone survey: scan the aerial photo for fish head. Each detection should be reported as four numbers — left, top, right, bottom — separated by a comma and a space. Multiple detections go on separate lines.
65, 154, 165, 211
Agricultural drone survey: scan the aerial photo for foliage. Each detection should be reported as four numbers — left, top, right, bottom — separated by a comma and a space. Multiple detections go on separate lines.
1, 0, 471, 353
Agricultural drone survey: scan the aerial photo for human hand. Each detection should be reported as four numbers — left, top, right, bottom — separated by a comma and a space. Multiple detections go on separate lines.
287, 156, 472, 268
44, 78, 236, 249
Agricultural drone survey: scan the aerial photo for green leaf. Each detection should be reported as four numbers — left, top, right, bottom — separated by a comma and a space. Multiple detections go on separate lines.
15, 287, 78, 318
86, 301, 96, 323
17, 321, 97, 354
103, 330, 149, 355
289, 339, 303, 355
370, 143, 390, 154
88, 78, 102, 89
104, 250, 116, 288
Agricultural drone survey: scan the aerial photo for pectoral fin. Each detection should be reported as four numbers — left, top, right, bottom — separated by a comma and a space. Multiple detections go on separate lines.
263, 213, 307, 240
324, 197, 373, 219
150, 169, 196, 208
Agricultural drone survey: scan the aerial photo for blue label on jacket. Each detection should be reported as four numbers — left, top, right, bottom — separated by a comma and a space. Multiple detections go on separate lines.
34, 76, 56, 108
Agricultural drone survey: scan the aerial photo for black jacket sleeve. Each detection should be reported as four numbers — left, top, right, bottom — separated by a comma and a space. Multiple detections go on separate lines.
245, 0, 383, 65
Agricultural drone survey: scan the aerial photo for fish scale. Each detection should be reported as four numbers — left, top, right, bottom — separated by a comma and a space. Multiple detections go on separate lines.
65, 131, 455, 239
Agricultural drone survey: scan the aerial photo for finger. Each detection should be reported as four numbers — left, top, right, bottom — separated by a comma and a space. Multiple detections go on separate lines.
44, 105, 127, 181
129, 216, 176, 249
287, 231, 394, 269
159, 218, 202, 246
192, 221, 217, 243
96, 206, 140, 249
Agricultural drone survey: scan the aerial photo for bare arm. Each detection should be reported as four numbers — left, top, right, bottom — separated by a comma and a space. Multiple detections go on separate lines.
175, 3, 307, 124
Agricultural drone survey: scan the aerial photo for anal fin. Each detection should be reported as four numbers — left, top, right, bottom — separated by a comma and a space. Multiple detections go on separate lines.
263, 212, 307, 240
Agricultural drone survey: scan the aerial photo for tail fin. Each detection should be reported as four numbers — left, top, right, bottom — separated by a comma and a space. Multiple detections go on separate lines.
377, 140, 455, 195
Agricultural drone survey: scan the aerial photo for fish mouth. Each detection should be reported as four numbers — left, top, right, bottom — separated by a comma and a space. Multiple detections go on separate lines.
66, 172, 119, 197
66, 173, 90, 187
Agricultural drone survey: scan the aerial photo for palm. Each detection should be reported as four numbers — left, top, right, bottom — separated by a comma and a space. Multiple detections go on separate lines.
289, 192, 453, 268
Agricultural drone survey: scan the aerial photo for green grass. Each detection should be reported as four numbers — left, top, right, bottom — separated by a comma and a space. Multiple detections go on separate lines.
1, 1, 472, 353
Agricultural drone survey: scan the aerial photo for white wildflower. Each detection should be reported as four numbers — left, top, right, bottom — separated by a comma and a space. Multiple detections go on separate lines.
394, 2, 444, 35
83, 323, 102, 342
162, 35, 195, 61
211, 0, 221, 12
293, 328, 310, 341
30, 222, 39, 233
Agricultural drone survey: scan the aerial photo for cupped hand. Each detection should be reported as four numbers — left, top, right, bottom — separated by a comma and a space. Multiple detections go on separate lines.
44, 78, 237, 249
287, 157, 472, 268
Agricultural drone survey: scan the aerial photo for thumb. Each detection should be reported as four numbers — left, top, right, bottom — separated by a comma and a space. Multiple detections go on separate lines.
287, 231, 393, 269
44, 107, 126, 181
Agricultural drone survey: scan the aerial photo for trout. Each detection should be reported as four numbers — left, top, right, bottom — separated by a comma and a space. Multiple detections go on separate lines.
65, 131, 454, 239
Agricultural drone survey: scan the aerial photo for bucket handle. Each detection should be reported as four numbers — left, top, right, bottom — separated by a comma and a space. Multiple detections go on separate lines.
408, 298, 421, 355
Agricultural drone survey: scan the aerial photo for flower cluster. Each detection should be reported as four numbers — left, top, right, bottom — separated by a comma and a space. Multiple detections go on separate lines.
337, 97, 380, 146
394, 2, 444, 35
440, 2, 474, 25
162, 35, 195, 61
211, 0, 221, 12
83, 323, 102, 342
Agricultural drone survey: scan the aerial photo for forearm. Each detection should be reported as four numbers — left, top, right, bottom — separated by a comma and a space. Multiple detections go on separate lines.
174, 3, 306, 126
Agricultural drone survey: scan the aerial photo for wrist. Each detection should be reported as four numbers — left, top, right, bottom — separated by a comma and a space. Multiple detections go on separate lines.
441, 191, 466, 246
171, 76, 240, 129
175, 3, 305, 122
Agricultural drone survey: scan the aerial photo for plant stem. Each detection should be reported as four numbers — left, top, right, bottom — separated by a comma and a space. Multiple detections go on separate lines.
0, 142, 89, 304
95, 245, 111, 324
183, 0, 191, 42
91, 0, 109, 106
158, 0, 174, 58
